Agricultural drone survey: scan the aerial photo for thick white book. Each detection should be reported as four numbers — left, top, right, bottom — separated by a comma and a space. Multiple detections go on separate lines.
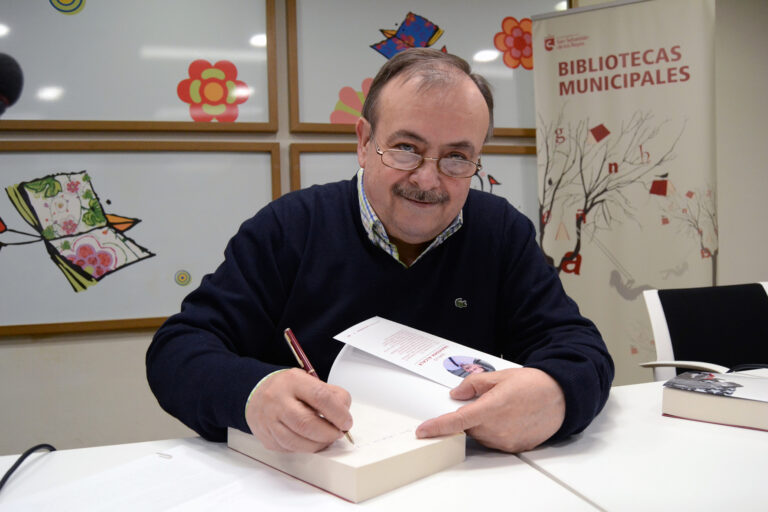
227, 403, 465, 503
228, 317, 519, 503
662, 371, 768, 431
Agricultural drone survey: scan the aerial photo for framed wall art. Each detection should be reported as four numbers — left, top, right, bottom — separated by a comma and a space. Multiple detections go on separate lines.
289, 142, 538, 229
287, 0, 562, 136
0, 141, 280, 336
289, 143, 359, 191
477, 145, 539, 228
0, 0, 277, 132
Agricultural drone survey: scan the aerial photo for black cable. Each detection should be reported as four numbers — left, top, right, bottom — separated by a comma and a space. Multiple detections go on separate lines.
0, 443, 56, 493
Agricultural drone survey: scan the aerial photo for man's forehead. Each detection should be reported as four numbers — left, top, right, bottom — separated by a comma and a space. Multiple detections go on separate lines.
383, 68, 468, 95
375, 73, 488, 145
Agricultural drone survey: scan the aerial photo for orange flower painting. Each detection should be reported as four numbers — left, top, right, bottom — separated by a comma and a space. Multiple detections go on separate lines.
494, 17, 533, 70
177, 60, 250, 122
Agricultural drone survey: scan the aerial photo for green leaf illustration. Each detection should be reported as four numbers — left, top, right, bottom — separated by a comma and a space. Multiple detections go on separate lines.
25, 177, 62, 198
61, 241, 71, 250
42, 225, 55, 240
82, 198, 106, 226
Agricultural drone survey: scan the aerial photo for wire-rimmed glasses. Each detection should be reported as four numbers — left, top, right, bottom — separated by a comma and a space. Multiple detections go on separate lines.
372, 135, 481, 179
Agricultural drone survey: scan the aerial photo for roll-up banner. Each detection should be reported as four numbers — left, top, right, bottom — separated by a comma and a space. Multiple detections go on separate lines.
533, 0, 716, 383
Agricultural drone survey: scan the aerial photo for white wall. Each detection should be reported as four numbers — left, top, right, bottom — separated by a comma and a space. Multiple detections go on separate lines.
0, 331, 195, 455
1, 0, 766, 455
715, 0, 768, 285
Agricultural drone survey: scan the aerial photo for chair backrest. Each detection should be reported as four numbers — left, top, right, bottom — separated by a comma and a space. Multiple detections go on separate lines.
643, 282, 768, 381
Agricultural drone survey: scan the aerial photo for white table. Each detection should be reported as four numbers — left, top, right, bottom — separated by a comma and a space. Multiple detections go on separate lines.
521, 380, 768, 511
2, 380, 766, 511
0, 436, 592, 511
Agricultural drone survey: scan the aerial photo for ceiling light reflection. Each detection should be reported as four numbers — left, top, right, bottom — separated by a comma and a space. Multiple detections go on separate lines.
38, 86, 64, 101
473, 50, 500, 63
249, 34, 267, 47
234, 86, 253, 98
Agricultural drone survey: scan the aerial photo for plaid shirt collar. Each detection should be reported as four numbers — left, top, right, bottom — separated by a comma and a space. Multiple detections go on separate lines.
356, 168, 463, 267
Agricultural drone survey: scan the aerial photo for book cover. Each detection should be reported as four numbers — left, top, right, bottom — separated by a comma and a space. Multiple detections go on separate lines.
662, 371, 768, 431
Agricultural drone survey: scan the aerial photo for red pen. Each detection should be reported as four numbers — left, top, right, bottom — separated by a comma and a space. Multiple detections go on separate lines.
283, 328, 354, 444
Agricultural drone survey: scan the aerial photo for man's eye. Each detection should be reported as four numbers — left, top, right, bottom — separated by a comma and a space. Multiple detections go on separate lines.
447, 152, 470, 161
394, 143, 416, 152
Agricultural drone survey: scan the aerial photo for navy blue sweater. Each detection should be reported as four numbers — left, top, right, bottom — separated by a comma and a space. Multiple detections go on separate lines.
147, 177, 614, 442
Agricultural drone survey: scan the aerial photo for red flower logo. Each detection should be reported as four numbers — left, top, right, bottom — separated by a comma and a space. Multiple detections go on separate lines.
177, 60, 250, 122
494, 17, 533, 70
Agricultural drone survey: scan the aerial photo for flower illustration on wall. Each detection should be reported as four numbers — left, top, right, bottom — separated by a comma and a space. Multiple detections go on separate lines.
330, 78, 373, 124
494, 17, 533, 70
177, 60, 250, 122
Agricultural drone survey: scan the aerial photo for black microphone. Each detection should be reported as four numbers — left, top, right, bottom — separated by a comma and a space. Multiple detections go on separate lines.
0, 53, 24, 117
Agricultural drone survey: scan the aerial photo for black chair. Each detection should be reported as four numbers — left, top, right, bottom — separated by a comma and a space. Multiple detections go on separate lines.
640, 282, 768, 381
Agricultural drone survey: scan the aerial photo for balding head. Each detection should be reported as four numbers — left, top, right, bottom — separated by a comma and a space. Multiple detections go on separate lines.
361, 48, 494, 141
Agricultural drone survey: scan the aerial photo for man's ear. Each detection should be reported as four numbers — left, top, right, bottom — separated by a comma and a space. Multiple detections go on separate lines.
356, 117, 370, 168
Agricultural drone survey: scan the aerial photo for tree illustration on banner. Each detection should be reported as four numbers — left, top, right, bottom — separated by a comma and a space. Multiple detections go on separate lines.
537, 107, 689, 279
651, 183, 718, 282
1, 171, 154, 292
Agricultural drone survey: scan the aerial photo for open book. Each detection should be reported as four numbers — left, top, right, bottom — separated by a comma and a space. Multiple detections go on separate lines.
5, 170, 153, 291
228, 317, 519, 503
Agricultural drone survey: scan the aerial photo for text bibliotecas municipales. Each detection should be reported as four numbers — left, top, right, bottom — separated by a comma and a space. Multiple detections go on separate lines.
557, 46, 690, 96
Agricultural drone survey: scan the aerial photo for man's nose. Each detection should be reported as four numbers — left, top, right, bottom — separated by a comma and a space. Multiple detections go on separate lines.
408, 156, 442, 189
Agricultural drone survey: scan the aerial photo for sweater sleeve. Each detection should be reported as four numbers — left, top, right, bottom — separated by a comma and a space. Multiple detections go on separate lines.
146, 204, 298, 442
500, 213, 615, 441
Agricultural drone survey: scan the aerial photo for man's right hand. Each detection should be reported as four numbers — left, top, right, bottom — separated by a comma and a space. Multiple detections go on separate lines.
245, 368, 353, 453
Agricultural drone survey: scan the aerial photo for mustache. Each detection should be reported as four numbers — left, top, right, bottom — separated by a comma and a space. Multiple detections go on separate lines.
393, 184, 449, 204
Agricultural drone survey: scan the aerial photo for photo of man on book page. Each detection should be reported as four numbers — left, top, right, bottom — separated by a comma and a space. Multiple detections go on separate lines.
445, 356, 496, 378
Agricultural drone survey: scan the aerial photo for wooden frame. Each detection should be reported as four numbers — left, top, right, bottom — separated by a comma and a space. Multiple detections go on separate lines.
290, 143, 359, 190
286, 0, 541, 137
475, 144, 539, 226
290, 143, 537, 213
0, 141, 280, 337
0, 0, 278, 132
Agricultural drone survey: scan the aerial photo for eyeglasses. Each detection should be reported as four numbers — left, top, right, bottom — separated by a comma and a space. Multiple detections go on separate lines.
372, 135, 481, 179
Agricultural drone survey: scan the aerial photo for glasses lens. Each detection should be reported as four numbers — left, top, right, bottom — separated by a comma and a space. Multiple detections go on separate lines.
382, 150, 421, 171
439, 159, 477, 178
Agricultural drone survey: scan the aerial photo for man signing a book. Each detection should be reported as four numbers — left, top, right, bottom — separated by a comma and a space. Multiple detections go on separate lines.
147, 48, 614, 454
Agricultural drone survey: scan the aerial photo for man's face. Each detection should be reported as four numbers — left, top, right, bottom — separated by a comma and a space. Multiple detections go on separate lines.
356, 72, 489, 247
461, 363, 486, 374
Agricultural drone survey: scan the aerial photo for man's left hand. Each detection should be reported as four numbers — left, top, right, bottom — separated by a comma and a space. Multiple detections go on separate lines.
415, 367, 565, 453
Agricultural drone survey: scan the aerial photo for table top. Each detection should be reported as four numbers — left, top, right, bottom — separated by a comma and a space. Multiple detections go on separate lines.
0, 434, 592, 511
521, 380, 768, 511
2, 379, 766, 511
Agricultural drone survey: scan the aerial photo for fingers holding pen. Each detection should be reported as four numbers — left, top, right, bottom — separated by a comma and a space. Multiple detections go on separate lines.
247, 369, 353, 453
